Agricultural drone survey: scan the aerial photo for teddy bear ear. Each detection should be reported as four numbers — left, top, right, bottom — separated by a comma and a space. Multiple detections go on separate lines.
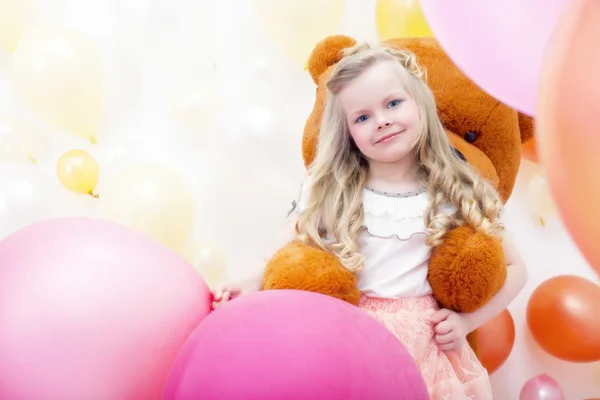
518, 113, 534, 143
307, 35, 357, 85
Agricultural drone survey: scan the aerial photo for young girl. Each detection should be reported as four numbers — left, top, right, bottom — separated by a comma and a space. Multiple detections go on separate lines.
213, 42, 528, 399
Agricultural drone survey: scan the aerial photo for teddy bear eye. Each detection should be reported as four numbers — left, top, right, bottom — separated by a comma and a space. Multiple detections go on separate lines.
464, 131, 478, 143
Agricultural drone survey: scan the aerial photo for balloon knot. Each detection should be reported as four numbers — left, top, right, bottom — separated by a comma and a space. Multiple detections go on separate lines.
89, 191, 99, 199
28, 155, 38, 164
539, 217, 545, 227
88, 135, 98, 145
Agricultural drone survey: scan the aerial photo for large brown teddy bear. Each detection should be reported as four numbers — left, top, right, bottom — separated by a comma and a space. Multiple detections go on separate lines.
261, 35, 533, 352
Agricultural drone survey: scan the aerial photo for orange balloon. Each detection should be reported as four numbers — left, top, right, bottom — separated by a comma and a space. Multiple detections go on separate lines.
476, 309, 515, 374
521, 137, 538, 164
526, 275, 600, 362
536, 0, 600, 275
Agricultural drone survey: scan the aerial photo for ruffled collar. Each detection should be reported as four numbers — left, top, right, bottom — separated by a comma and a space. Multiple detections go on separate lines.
363, 188, 430, 219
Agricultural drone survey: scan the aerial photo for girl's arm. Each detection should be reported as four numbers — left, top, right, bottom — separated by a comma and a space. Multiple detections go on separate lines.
461, 232, 528, 332
214, 213, 299, 296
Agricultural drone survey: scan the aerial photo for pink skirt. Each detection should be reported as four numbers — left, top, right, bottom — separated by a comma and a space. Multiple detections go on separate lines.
359, 294, 493, 400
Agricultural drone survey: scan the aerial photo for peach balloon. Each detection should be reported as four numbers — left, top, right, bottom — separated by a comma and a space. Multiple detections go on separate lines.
526, 275, 600, 362
536, 0, 600, 275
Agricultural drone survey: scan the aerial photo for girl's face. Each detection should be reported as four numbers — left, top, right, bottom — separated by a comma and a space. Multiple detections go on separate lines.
339, 60, 422, 165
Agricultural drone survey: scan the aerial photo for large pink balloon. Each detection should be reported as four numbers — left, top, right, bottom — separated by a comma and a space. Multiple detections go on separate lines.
164, 290, 429, 400
0, 217, 211, 400
418, 0, 569, 115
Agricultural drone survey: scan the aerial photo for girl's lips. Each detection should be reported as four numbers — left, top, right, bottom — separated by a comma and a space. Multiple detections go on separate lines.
375, 130, 404, 144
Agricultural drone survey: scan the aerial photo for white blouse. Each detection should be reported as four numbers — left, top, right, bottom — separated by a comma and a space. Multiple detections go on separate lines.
295, 176, 454, 299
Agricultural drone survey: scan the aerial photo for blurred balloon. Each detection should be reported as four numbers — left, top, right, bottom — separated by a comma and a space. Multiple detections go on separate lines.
526, 275, 600, 362
0, 165, 72, 238
0, 217, 211, 400
163, 290, 429, 400
418, 0, 569, 115
536, 0, 600, 276
99, 163, 194, 253
0, 0, 34, 51
476, 309, 515, 374
522, 137, 539, 164
0, 116, 38, 163
183, 241, 227, 287
519, 374, 565, 400
111, 0, 218, 74
56, 149, 100, 197
526, 172, 556, 226
252, 0, 345, 67
375, 0, 432, 40
171, 86, 221, 134
11, 26, 106, 143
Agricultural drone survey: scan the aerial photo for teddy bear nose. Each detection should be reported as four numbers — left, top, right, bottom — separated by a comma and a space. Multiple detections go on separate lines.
451, 147, 467, 162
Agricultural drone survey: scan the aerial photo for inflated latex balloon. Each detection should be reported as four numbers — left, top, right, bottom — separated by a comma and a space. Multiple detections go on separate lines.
0, 217, 211, 400
526, 275, 600, 362
418, 0, 569, 115
164, 290, 429, 400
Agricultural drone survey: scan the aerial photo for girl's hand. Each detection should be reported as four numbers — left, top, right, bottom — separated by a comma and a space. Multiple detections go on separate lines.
430, 308, 471, 352
211, 283, 244, 311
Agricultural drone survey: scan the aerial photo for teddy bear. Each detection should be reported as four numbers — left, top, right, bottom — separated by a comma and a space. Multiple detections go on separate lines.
261, 35, 533, 353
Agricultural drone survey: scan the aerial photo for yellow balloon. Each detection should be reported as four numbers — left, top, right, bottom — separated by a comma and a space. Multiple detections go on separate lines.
527, 172, 556, 226
99, 163, 194, 253
0, 0, 34, 51
252, 0, 345, 67
375, 0, 433, 40
183, 241, 227, 287
56, 149, 100, 197
0, 117, 38, 163
11, 27, 106, 143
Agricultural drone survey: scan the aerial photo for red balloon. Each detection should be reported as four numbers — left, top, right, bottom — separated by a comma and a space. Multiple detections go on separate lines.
477, 309, 515, 374
521, 138, 538, 164
526, 275, 600, 362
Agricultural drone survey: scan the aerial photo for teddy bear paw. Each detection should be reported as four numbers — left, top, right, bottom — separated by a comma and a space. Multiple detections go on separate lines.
428, 226, 507, 313
261, 240, 360, 306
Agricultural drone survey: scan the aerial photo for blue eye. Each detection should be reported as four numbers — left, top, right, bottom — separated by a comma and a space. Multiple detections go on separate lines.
355, 115, 369, 123
387, 99, 402, 108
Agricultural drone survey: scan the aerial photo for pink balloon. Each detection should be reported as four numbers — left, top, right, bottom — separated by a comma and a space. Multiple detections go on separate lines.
164, 290, 429, 400
0, 217, 211, 400
520, 374, 565, 400
418, 0, 569, 115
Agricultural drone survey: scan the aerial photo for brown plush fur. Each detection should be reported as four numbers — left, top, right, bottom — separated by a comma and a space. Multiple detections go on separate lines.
262, 241, 360, 305
262, 35, 533, 354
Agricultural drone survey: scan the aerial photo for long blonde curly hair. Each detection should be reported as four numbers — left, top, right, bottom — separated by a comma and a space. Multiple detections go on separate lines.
296, 42, 505, 272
